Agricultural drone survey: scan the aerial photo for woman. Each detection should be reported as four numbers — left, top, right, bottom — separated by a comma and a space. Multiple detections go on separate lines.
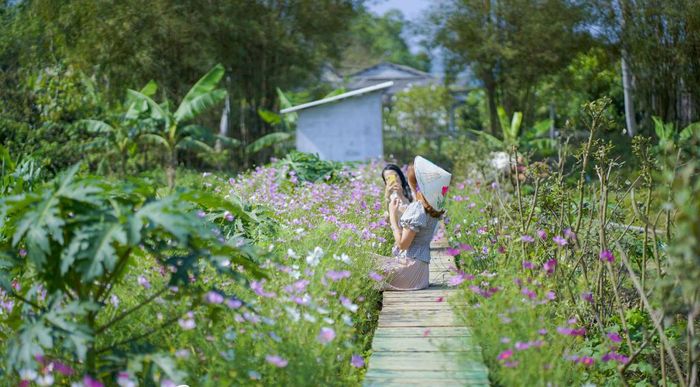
377, 156, 451, 291
381, 164, 413, 216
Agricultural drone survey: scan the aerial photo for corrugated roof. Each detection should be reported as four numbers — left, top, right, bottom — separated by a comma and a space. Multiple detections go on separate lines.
280, 81, 393, 114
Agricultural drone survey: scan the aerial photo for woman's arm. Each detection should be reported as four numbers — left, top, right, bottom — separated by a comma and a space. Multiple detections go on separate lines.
389, 198, 416, 250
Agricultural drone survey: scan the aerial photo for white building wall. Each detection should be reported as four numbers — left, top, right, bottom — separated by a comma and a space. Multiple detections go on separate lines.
296, 91, 383, 162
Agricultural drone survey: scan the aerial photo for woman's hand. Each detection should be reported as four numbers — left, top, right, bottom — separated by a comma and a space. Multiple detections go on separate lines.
389, 197, 400, 220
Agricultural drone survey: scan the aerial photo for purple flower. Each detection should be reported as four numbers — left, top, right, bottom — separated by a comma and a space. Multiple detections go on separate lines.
552, 235, 568, 246
504, 360, 519, 368
266, 355, 288, 368
178, 312, 196, 330
602, 351, 629, 364
250, 280, 276, 298
459, 243, 475, 252
448, 271, 468, 287
83, 376, 104, 387
607, 332, 622, 343
581, 291, 594, 303
543, 258, 557, 274
536, 229, 547, 240
578, 356, 595, 366
564, 228, 577, 241
137, 275, 151, 289
538, 328, 548, 335
520, 235, 535, 243
545, 290, 556, 300
446, 247, 461, 256
19, 248, 27, 257
515, 341, 531, 351
340, 296, 358, 313
522, 260, 535, 270
557, 326, 586, 336
521, 287, 537, 299
224, 211, 234, 222
599, 250, 615, 262
350, 354, 365, 368
317, 327, 336, 344
368, 272, 384, 282
204, 291, 224, 304
226, 298, 243, 309
325, 270, 351, 282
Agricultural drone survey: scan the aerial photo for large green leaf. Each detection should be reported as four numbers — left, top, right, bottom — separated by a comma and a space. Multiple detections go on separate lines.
174, 64, 226, 123
176, 137, 215, 154
81, 119, 114, 134
468, 129, 504, 149
127, 89, 168, 125
245, 132, 292, 154
139, 133, 171, 150
72, 222, 128, 281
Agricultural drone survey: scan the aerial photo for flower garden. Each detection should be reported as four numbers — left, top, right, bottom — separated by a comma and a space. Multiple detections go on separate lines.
1, 2, 700, 385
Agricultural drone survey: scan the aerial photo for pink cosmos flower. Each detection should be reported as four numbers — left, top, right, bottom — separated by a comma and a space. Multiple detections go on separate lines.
448, 271, 468, 287
446, 247, 461, 256
607, 332, 622, 343
578, 356, 594, 366
317, 327, 336, 344
350, 354, 365, 368
543, 258, 557, 274
521, 287, 537, 299
536, 229, 547, 240
599, 250, 615, 262
497, 349, 513, 361
266, 355, 288, 368
459, 243, 475, 252
552, 235, 567, 246
83, 376, 104, 387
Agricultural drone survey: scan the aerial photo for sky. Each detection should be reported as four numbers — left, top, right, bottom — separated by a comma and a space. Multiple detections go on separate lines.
366, 0, 434, 21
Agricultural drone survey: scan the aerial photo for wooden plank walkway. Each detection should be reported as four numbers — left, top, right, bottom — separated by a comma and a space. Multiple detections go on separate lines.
364, 236, 489, 386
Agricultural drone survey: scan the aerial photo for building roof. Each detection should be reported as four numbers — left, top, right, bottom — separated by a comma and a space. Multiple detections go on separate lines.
280, 81, 393, 114
346, 62, 437, 95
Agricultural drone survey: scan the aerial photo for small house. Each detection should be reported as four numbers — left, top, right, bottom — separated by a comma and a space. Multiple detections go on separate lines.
281, 81, 392, 162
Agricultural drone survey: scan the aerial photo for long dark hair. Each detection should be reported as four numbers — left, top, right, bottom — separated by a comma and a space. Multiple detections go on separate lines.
382, 164, 413, 202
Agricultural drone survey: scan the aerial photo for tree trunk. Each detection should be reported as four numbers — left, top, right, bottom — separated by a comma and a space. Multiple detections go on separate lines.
621, 54, 637, 137
216, 86, 231, 152
483, 69, 501, 136
167, 148, 177, 189
619, 0, 636, 137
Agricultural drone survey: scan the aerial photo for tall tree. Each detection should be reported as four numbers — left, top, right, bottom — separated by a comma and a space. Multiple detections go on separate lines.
428, 0, 590, 135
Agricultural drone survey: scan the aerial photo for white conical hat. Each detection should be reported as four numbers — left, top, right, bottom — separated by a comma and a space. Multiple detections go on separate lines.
414, 156, 452, 211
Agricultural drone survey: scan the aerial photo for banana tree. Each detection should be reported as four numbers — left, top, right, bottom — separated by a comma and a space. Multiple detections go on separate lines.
469, 107, 523, 149
129, 64, 236, 188
81, 81, 158, 176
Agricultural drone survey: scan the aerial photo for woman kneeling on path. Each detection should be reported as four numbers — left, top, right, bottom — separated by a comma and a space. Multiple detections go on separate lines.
376, 156, 451, 291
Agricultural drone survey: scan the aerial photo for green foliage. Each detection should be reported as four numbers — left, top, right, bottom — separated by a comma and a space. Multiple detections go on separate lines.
0, 164, 262, 379
341, 8, 430, 72
129, 64, 231, 187
274, 152, 348, 184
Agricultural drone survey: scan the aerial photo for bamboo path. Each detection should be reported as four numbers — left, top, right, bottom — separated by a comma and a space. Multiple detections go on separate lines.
363, 235, 489, 386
